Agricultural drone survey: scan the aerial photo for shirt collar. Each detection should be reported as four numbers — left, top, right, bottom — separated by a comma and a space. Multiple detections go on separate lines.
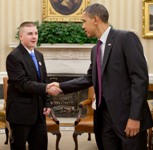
24, 46, 34, 54
99, 26, 111, 44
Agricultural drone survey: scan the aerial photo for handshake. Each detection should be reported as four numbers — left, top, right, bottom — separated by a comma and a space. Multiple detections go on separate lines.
46, 82, 62, 96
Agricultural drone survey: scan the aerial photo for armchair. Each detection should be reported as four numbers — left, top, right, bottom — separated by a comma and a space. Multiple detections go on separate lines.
46, 109, 61, 150
0, 77, 9, 144
73, 86, 95, 150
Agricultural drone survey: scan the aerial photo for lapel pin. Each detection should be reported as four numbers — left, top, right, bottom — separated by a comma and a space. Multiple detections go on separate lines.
108, 43, 112, 46
39, 62, 42, 66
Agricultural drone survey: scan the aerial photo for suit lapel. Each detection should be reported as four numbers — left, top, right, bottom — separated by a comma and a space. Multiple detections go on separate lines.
19, 44, 35, 70
19, 44, 41, 80
102, 29, 116, 74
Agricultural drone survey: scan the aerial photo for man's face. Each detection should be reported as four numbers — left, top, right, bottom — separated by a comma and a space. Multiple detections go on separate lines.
19, 26, 38, 50
81, 12, 97, 38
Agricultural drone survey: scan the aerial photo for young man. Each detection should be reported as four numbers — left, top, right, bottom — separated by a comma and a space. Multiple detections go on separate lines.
6, 22, 60, 150
50, 3, 153, 150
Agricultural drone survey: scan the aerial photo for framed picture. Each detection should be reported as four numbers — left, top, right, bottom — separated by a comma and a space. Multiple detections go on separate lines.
42, 0, 90, 22
142, 0, 153, 38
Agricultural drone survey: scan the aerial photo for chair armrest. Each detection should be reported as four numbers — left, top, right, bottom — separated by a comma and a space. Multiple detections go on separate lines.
75, 98, 92, 125
79, 98, 92, 108
0, 110, 5, 116
50, 107, 59, 125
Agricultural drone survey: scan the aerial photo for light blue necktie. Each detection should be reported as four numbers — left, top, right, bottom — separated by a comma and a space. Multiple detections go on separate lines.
30, 52, 40, 78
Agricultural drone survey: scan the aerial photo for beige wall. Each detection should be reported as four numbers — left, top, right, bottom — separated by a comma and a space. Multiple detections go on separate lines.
0, 0, 153, 73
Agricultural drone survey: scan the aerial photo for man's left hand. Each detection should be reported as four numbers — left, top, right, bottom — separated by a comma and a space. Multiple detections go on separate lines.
124, 118, 140, 137
43, 107, 51, 116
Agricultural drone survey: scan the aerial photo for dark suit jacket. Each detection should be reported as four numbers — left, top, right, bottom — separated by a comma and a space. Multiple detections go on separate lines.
60, 28, 153, 134
6, 43, 51, 125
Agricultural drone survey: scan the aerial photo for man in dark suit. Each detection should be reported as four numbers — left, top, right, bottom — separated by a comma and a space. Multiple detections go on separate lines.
50, 3, 153, 150
6, 22, 61, 150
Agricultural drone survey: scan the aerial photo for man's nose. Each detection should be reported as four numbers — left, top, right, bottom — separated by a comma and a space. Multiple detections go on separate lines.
32, 34, 37, 38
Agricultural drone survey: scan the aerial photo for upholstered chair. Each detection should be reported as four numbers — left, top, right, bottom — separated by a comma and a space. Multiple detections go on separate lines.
73, 86, 95, 150
0, 77, 9, 144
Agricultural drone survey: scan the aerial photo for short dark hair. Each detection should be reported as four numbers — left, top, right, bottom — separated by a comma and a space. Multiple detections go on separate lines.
84, 3, 109, 23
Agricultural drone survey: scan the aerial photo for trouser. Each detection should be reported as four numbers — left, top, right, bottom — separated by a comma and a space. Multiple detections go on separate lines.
9, 120, 47, 150
94, 99, 147, 150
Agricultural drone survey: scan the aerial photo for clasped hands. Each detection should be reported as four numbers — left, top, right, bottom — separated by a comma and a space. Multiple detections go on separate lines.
46, 82, 62, 96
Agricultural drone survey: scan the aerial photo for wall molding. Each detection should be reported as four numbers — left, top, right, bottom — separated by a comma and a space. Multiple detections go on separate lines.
9, 43, 95, 49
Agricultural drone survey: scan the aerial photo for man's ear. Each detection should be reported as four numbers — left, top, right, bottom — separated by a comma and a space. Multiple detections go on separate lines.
19, 34, 22, 41
93, 16, 99, 25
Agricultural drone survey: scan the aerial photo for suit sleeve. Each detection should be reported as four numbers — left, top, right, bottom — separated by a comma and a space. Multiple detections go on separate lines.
60, 60, 93, 94
122, 31, 149, 120
60, 74, 92, 94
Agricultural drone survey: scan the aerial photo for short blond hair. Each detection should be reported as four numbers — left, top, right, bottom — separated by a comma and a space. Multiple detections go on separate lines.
19, 21, 36, 35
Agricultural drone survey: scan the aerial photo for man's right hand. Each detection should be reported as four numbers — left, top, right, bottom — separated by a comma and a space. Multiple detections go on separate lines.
46, 82, 62, 96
